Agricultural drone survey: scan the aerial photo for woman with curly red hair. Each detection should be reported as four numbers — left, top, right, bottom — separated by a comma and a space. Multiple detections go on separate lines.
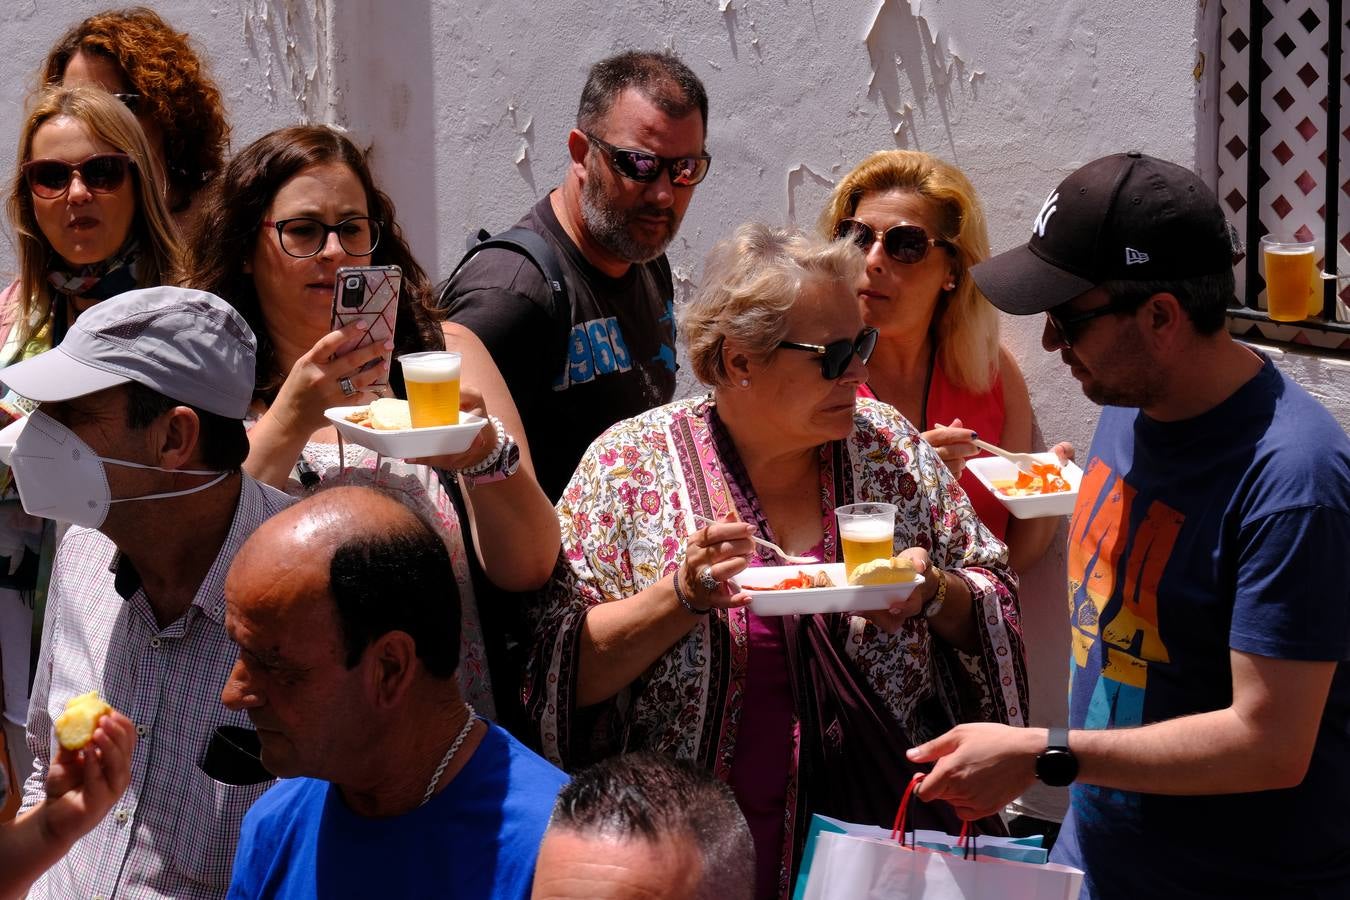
43, 6, 230, 224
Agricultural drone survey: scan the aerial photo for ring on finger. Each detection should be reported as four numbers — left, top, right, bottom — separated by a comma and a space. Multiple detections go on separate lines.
697, 565, 720, 593
339, 376, 356, 397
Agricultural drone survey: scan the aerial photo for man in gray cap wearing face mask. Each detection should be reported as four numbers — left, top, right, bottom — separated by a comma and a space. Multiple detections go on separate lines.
9, 286, 293, 900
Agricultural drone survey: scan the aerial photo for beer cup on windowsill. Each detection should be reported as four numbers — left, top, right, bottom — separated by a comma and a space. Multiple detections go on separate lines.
398, 351, 461, 428
1260, 235, 1319, 322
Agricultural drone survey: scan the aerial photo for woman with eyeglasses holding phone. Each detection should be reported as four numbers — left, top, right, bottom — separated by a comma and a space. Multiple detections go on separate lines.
527, 224, 1025, 899
821, 151, 1067, 574
43, 7, 230, 227
0, 84, 179, 808
181, 125, 559, 719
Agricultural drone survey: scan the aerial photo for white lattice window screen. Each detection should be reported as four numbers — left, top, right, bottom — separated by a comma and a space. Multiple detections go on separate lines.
1218, 0, 1350, 349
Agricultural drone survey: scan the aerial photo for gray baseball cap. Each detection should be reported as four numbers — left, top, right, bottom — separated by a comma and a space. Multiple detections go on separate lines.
0, 286, 257, 418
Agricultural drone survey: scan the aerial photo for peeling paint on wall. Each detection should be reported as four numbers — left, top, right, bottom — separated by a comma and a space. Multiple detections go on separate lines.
785, 163, 835, 226
863, 0, 983, 156
241, 0, 331, 124
508, 102, 537, 194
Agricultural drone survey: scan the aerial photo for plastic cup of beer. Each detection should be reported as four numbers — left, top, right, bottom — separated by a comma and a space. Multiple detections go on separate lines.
398, 351, 461, 428
836, 502, 897, 577
1260, 236, 1318, 323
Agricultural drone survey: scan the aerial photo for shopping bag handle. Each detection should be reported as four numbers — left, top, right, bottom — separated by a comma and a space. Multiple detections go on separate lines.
888, 772, 979, 859
889, 773, 925, 846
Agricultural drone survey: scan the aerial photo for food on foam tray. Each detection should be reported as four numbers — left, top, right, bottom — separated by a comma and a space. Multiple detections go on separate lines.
743, 569, 836, 590
993, 463, 1071, 497
55, 690, 114, 750
344, 398, 413, 431
846, 555, 918, 586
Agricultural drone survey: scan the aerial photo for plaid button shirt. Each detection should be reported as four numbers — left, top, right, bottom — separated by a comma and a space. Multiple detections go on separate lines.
21, 474, 293, 899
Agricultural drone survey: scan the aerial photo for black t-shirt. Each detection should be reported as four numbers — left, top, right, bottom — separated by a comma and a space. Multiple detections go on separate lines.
441, 194, 677, 501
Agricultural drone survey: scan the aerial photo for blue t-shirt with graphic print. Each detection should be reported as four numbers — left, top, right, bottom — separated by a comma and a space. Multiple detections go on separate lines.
1051, 356, 1350, 899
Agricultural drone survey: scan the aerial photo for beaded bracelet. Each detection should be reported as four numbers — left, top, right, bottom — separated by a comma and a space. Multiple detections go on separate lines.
673, 563, 710, 616
458, 415, 506, 476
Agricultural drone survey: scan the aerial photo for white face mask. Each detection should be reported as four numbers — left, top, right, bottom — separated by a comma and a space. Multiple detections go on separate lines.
10, 409, 230, 528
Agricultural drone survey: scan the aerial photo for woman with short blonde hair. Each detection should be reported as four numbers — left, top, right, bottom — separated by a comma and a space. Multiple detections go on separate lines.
529, 222, 1026, 899
821, 150, 1058, 571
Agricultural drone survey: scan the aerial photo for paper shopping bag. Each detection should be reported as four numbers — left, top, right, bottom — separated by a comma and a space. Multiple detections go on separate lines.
797, 813, 1049, 867
798, 831, 1085, 900
794, 772, 1082, 900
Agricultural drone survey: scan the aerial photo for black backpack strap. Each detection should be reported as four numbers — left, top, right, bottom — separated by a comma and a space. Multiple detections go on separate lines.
444, 227, 570, 337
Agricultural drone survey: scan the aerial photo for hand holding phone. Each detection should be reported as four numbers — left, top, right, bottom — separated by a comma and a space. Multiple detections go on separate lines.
330, 265, 402, 393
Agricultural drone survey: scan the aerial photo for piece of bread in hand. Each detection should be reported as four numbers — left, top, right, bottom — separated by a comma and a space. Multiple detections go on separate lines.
368, 398, 413, 430
54, 691, 114, 750
848, 555, 918, 586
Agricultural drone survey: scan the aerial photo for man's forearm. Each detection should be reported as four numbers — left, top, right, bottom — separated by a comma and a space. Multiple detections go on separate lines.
1073, 707, 1311, 795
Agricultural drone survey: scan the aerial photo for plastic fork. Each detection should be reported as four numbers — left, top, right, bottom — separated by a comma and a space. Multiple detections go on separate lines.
971, 438, 1044, 474
689, 513, 819, 565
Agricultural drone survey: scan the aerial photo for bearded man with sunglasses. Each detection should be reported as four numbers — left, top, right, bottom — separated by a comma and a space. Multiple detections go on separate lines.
438, 50, 708, 744
907, 152, 1350, 899
440, 50, 707, 502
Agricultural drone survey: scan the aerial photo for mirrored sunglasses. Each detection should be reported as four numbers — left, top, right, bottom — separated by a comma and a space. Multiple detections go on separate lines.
22, 153, 134, 199
834, 218, 952, 265
777, 327, 879, 380
584, 132, 711, 187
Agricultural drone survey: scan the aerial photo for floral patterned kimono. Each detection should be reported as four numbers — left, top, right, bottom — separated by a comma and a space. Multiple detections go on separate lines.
526, 396, 1028, 897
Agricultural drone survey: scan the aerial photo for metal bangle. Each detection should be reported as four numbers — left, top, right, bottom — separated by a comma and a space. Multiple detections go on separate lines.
673, 564, 710, 616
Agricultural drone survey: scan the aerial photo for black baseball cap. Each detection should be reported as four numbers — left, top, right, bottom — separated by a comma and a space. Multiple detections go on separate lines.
971, 151, 1237, 315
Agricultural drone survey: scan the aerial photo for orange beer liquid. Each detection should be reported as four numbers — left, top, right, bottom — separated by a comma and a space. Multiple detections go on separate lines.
840, 520, 894, 577
400, 352, 461, 428
404, 378, 460, 428
1264, 247, 1316, 322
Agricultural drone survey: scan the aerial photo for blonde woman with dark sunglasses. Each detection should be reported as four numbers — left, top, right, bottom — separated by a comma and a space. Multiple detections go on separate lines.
821, 151, 1063, 576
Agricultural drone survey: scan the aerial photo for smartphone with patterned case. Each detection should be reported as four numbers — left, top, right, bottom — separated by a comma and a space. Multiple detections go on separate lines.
330, 265, 401, 393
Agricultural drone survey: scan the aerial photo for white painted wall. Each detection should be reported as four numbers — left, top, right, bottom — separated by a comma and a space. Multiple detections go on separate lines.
3, 0, 1346, 819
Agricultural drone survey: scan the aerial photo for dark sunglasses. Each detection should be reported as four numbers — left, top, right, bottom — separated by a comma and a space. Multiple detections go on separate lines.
777, 327, 879, 380
22, 153, 134, 199
112, 92, 141, 114
834, 218, 952, 265
583, 132, 711, 187
1045, 300, 1133, 348
261, 216, 382, 259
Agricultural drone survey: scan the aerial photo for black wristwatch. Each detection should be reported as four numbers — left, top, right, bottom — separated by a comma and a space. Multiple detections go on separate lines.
1034, 727, 1078, 787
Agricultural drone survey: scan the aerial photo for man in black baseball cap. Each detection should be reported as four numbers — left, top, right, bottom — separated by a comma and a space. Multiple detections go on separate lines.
906, 153, 1350, 898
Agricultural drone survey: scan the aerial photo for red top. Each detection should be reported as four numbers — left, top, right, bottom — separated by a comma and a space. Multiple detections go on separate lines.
858, 363, 1009, 540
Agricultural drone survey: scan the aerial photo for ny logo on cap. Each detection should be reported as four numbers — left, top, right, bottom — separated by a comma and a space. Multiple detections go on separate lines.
1125, 247, 1150, 265
1032, 190, 1059, 238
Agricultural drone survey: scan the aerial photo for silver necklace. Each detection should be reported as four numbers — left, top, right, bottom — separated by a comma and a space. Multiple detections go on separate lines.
420, 703, 477, 807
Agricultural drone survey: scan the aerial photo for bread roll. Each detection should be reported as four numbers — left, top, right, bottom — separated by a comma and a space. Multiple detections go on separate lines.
55, 690, 113, 750
369, 398, 413, 430
847, 555, 918, 586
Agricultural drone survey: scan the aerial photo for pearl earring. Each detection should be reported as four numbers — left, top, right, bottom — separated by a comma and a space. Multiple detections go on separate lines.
740, 379, 750, 387
945, 281, 957, 290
